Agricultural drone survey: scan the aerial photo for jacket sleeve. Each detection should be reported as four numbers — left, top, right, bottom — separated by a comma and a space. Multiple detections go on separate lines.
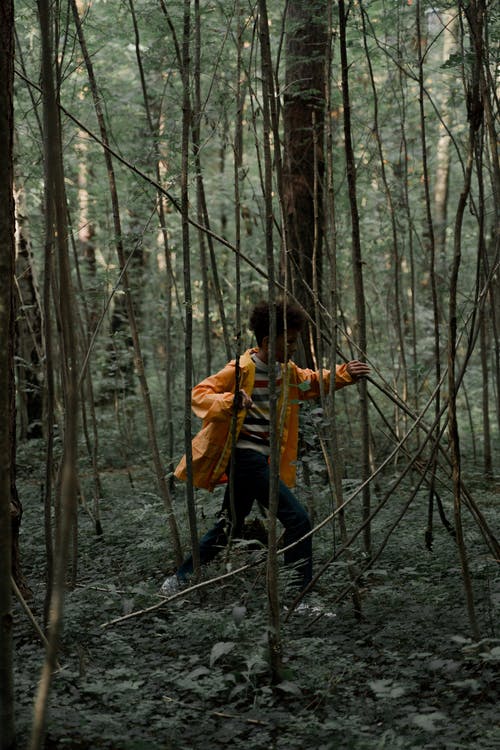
191, 362, 237, 422
333, 363, 354, 390
291, 362, 353, 399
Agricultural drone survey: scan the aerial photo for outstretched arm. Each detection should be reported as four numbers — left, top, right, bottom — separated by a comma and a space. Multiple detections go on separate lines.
291, 359, 370, 397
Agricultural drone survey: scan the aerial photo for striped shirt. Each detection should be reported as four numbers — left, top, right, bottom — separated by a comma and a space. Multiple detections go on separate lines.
236, 353, 282, 455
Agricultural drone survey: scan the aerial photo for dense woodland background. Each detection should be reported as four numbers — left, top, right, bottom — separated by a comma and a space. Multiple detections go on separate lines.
0, 0, 499, 748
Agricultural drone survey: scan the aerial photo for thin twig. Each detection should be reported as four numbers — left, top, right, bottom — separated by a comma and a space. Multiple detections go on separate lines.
11, 576, 51, 652
100, 559, 265, 629
163, 695, 269, 726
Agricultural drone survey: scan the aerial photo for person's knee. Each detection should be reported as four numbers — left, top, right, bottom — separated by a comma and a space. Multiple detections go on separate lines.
290, 508, 311, 535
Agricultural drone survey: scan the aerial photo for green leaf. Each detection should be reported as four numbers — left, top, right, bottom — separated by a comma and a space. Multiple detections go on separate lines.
369, 679, 408, 699
411, 712, 447, 732
210, 641, 236, 667
276, 680, 302, 696
481, 646, 500, 661
297, 381, 311, 391
441, 52, 465, 69
450, 679, 481, 691
187, 666, 211, 680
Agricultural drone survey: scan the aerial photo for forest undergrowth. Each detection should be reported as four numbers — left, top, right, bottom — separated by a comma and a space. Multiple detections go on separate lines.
12, 439, 500, 750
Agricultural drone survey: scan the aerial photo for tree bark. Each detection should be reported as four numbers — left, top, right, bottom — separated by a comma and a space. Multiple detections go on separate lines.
30, 0, 80, 744
0, 0, 16, 745
446, 0, 483, 642
75, 131, 99, 331
180, 0, 200, 577
259, 0, 283, 683
338, 0, 371, 556
283, 0, 327, 365
433, 12, 458, 260
14, 180, 44, 441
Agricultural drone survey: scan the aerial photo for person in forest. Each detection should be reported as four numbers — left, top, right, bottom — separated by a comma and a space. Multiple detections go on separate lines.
161, 299, 370, 596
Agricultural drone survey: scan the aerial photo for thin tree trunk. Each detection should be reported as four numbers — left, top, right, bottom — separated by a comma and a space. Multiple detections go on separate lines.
75, 131, 98, 331
180, 0, 200, 578
433, 12, 458, 259
397, 57, 420, 422
448, 149, 481, 641
475, 140, 493, 477
193, 0, 211, 373
482, 32, 500, 435
283, 0, 327, 366
30, 0, 80, 744
0, 0, 16, 743
70, 222, 103, 534
259, 0, 282, 683
416, 0, 443, 550
448, 0, 484, 641
446, 0, 483, 643
489, 248, 500, 436
227, 0, 244, 562
360, 1, 408, 433
479, 307, 492, 474
324, 0, 362, 618
42, 175, 56, 627
338, 0, 371, 557
14, 180, 44, 441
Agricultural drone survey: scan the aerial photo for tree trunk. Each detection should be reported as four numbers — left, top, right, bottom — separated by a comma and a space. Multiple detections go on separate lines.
14, 180, 44, 441
433, 12, 458, 260
446, 0, 483, 643
283, 0, 327, 365
75, 132, 99, 331
338, 0, 372, 557
180, 0, 200, 577
30, 0, 80, 744
323, 1, 362, 618
0, 0, 16, 744
360, 1, 408, 434
259, 0, 283, 683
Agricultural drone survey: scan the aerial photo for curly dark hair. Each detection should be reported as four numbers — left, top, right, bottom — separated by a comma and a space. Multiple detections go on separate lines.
249, 298, 306, 345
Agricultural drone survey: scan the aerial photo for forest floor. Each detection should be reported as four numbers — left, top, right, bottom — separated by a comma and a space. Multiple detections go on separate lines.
12, 444, 500, 750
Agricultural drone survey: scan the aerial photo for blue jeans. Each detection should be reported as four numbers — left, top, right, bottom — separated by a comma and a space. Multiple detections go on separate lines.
177, 448, 312, 589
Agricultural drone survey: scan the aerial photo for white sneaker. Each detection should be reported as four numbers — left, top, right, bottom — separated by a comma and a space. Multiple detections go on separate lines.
284, 602, 336, 618
160, 575, 180, 596
301, 602, 336, 619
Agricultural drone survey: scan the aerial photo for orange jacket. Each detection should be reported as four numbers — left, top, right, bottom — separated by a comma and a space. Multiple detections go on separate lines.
174, 349, 353, 491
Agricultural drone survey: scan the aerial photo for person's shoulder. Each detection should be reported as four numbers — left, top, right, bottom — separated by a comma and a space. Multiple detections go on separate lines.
237, 348, 258, 368
211, 349, 255, 375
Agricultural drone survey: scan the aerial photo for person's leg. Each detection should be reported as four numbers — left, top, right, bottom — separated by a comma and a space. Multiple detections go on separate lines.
173, 449, 312, 588
275, 481, 312, 589
231, 450, 313, 589
175, 518, 229, 581
176, 456, 257, 581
